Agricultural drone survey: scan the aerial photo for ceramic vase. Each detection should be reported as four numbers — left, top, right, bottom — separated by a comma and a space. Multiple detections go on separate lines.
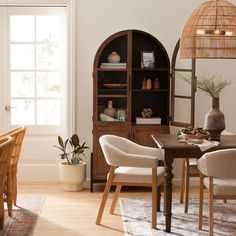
203, 97, 225, 141
104, 100, 117, 118
107, 52, 120, 63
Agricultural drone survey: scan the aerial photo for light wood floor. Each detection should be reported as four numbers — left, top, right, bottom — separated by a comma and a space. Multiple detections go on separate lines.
18, 183, 199, 236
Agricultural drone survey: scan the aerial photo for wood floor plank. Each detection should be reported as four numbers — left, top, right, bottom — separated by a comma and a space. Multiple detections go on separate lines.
18, 183, 200, 236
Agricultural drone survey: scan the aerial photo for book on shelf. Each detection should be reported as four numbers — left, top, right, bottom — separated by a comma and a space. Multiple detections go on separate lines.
100, 62, 127, 68
136, 117, 162, 124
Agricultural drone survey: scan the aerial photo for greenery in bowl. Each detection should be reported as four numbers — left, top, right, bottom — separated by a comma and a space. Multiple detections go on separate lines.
177, 127, 209, 140
53, 134, 89, 165
177, 73, 231, 98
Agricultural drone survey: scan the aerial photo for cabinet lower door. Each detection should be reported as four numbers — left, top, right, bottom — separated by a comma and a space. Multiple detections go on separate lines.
132, 125, 170, 147
92, 127, 130, 180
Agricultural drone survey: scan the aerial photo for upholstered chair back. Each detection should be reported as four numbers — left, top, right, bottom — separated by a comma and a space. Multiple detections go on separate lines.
198, 148, 236, 178
99, 134, 163, 168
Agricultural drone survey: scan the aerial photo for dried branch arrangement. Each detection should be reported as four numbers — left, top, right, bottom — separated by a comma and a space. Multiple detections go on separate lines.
177, 73, 231, 98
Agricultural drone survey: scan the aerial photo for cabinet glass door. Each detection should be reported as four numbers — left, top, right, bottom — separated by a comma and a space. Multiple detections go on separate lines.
171, 39, 196, 127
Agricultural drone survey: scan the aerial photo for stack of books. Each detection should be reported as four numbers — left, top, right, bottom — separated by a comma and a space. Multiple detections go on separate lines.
100, 62, 127, 69
136, 117, 162, 125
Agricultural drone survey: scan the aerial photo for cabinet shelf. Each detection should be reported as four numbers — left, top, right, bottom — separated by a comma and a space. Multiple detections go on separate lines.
97, 68, 128, 72
98, 88, 127, 94
97, 94, 128, 98
132, 123, 162, 126
97, 121, 127, 124
132, 68, 169, 72
132, 89, 168, 93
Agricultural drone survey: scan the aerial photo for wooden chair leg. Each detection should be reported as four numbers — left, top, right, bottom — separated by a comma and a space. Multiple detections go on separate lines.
184, 160, 190, 213
152, 168, 157, 229
110, 185, 122, 214
209, 177, 214, 236
157, 185, 161, 212
0, 196, 4, 229
180, 159, 185, 203
12, 170, 17, 205
198, 173, 204, 230
6, 168, 13, 216
163, 183, 166, 215
96, 166, 115, 225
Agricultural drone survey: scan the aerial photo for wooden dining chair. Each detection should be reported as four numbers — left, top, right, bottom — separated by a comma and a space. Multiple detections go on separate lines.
96, 134, 165, 229
0, 136, 14, 229
0, 126, 26, 215
198, 149, 236, 236
180, 158, 200, 213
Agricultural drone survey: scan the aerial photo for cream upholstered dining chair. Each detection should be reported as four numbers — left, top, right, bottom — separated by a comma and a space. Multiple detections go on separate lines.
180, 130, 234, 213
96, 134, 165, 229
198, 148, 236, 236
0, 126, 26, 216
0, 136, 14, 229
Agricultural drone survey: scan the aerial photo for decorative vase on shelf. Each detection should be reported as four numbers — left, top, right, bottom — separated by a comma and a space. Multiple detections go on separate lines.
107, 52, 120, 63
154, 78, 160, 89
142, 78, 147, 89
146, 79, 152, 89
203, 97, 225, 141
104, 100, 117, 118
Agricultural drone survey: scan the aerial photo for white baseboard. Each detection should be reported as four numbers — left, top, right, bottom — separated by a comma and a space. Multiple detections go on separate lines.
18, 164, 60, 182
18, 164, 200, 188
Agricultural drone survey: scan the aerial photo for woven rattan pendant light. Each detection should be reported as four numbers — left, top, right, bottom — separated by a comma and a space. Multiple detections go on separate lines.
180, 0, 236, 58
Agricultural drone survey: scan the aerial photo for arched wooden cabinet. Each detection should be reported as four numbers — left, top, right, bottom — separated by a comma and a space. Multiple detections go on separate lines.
91, 29, 196, 191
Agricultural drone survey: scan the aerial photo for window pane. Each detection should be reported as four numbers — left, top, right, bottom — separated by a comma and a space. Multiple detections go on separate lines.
174, 98, 191, 124
10, 16, 34, 42
11, 72, 35, 97
37, 99, 60, 125
36, 72, 61, 97
175, 57, 192, 70
11, 44, 34, 70
175, 72, 192, 97
11, 99, 35, 125
36, 44, 61, 70
36, 16, 61, 42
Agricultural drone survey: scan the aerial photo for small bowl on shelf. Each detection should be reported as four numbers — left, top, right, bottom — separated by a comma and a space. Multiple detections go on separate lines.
100, 113, 118, 121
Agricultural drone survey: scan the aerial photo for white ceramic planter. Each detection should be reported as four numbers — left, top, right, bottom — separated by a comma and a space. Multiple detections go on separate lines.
59, 162, 86, 191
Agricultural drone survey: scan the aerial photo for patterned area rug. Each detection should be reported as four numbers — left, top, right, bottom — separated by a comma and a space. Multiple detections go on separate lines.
120, 197, 236, 236
0, 195, 45, 236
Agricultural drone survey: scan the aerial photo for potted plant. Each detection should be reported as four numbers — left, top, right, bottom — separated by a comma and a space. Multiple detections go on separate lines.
54, 134, 89, 191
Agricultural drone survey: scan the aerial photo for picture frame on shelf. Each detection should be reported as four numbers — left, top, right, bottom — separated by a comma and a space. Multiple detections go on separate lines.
141, 51, 155, 69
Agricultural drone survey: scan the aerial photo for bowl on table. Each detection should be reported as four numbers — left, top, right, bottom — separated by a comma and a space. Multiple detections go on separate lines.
181, 132, 209, 141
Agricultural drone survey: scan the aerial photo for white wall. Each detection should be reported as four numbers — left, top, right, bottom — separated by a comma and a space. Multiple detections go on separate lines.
75, 0, 236, 184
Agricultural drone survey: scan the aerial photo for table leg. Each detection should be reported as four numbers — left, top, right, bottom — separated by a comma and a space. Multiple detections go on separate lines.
164, 151, 174, 232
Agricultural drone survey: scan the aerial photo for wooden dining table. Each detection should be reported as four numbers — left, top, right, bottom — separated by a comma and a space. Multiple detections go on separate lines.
151, 133, 236, 233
